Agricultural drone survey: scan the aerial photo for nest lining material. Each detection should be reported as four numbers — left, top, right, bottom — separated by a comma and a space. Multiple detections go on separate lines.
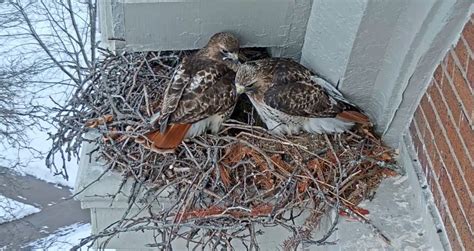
48, 49, 398, 250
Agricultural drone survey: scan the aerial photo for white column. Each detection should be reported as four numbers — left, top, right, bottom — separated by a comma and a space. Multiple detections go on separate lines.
300, 0, 472, 148
300, 0, 368, 84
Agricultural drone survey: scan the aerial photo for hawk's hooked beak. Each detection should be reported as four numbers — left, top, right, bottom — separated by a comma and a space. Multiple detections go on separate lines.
235, 83, 246, 94
223, 52, 240, 64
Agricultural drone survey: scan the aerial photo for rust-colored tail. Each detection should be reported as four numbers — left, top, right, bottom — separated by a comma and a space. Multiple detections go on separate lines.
137, 124, 191, 153
336, 111, 371, 125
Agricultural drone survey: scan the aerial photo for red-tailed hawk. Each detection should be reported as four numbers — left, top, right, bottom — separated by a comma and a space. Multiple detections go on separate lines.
234, 58, 369, 135
141, 32, 240, 152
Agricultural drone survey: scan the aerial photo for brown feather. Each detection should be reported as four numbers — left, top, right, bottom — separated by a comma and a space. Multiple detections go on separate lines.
336, 111, 370, 124
144, 124, 191, 151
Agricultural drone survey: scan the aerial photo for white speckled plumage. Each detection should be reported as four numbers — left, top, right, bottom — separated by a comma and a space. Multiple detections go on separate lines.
248, 96, 353, 135
185, 114, 225, 138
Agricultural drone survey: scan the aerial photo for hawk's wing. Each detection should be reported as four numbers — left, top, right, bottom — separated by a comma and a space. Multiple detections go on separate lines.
258, 59, 342, 118
159, 57, 236, 131
270, 58, 314, 84
159, 60, 189, 131
169, 68, 236, 124
247, 58, 314, 85
263, 79, 344, 118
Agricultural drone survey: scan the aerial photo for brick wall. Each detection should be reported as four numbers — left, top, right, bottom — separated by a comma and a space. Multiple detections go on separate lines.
409, 15, 473, 250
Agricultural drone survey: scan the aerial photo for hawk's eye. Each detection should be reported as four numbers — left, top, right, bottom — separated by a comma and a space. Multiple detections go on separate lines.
221, 49, 229, 54
247, 79, 257, 88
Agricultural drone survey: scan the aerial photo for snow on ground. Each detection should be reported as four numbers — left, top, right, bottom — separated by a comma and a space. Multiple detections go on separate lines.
12, 159, 78, 188
1, 154, 78, 188
27, 223, 91, 250
0, 195, 41, 224
0, 71, 79, 188
0, 3, 82, 188
0, 66, 78, 187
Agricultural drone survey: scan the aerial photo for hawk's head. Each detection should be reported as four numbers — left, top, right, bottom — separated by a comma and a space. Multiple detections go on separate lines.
235, 61, 263, 95
205, 32, 240, 64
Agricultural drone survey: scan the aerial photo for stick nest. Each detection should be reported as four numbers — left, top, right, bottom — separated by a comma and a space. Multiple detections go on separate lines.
48, 49, 399, 250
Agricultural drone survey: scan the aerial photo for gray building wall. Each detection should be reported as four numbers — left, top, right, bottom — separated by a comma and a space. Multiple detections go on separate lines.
99, 0, 313, 59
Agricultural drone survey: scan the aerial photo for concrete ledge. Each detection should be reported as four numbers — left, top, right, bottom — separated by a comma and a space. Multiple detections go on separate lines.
74, 133, 176, 210
399, 133, 450, 249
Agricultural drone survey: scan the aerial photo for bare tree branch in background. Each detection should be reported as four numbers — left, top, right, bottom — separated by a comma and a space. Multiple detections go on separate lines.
0, 59, 45, 148
0, 0, 98, 176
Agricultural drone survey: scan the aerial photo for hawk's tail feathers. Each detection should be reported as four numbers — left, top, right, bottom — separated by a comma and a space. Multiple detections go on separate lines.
336, 111, 371, 125
138, 124, 191, 153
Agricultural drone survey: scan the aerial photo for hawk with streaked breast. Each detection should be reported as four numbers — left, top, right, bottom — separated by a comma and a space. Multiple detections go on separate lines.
234, 58, 370, 135
140, 32, 240, 153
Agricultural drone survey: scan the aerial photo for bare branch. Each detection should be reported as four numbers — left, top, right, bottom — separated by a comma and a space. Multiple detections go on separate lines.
11, 1, 80, 85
